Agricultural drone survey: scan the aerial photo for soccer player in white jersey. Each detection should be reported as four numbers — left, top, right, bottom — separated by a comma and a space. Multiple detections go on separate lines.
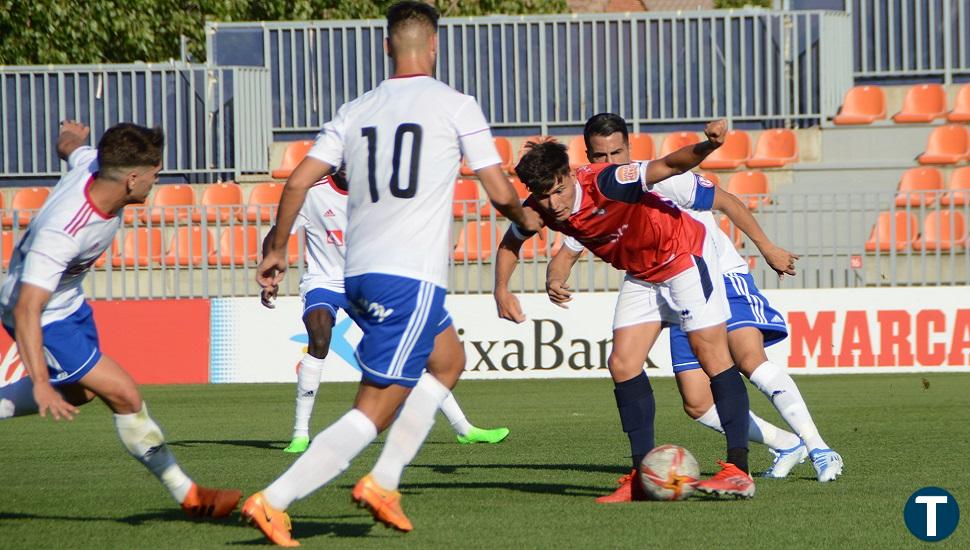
259, 169, 509, 454
499, 114, 841, 495
243, 2, 540, 545
0, 121, 241, 518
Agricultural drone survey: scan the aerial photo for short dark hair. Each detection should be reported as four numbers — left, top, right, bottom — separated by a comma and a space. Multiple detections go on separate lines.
387, 1, 439, 35
97, 123, 164, 179
515, 140, 570, 195
583, 113, 629, 151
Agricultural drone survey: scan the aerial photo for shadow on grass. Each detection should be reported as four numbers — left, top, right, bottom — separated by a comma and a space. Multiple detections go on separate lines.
0, 509, 239, 526
168, 439, 284, 450
409, 462, 628, 476
229, 515, 377, 544
396, 480, 606, 498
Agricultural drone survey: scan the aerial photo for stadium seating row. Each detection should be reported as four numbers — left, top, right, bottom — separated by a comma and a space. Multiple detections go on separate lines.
834, 83, 970, 125
894, 167, 970, 206
271, 129, 801, 181
918, 125, 970, 165
865, 210, 968, 252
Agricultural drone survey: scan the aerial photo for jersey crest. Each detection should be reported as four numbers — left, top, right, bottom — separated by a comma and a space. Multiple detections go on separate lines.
615, 163, 640, 184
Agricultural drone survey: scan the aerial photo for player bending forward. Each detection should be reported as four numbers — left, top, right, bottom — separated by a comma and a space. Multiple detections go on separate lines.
0, 121, 241, 518
496, 123, 759, 498
540, 114, 842, 497
260, 170, 509, 453
243, 2, 540, 546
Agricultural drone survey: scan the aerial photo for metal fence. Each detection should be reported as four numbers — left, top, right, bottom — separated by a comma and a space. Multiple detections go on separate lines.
849, 0, 970, 82
0, 188, 965, 301
207, 10, 853, 135
0, 63, 271, 182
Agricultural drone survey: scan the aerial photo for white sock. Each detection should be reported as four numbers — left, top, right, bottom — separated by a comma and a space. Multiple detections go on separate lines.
439, 391, 473, 436
264, 408, 377, 510
292, 354, 325, 438
696, 405, 801, 451
749, 361, 829, 451
371, 373, 451, 491
114, 402, 194, 503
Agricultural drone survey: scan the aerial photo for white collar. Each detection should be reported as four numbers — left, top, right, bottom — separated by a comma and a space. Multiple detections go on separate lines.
571, 181, 583, 214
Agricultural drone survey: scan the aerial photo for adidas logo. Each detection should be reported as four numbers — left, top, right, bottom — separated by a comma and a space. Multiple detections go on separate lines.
324, 209, 335, 217
771, 314, 783, 322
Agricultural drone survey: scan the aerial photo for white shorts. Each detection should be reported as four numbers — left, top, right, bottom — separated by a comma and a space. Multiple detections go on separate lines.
612, 233, 729, 333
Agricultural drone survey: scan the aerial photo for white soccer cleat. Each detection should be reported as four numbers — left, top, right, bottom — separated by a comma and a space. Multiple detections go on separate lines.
762, 443, 808, 479
809, 448, 844, 482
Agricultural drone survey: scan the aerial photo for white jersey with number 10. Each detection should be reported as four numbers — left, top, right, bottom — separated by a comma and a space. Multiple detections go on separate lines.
306, 75, 500, 288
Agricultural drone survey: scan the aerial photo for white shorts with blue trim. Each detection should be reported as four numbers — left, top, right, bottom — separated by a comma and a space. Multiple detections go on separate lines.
669, 271, 788, 372
345, 273, 452, 388
2, 301, 102, 386
612, 232, 729, 334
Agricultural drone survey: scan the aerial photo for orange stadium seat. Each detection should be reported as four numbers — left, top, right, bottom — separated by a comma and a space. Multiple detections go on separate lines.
659, 131, 700, 157
700, 130, 750, 170
461, 137, 514, 176
94, 247, 109, 269
162, 226, 215, 267
833, 85, 886, 125
2, 187, 50, 228
287, 232, 302, 264
145, 184, 195, 224
122, 202, 147, 225
914, 211, 967, 251
243, 182, 283, 222
726, 171, 771, 210
865, 211, 918, 252
271, 140, 314, 179
453, 179, 480, 219
941, 167, 970, 207
894, 168, 943, 207
567, 136, 587, 169
519, 227, 555, 259
453, 221, 496, 262
480, 177, 529, 218
629, 133, 655, 161
718, 216, 743, 249
210, 226, 259, 266
194, 183, 243, 223
947, 83, 970, 122
1, 230, 13, 268
893, 84, 947, 123
747, 129, 798, 168
112, 228, 163, 268
918, 125, 970, 165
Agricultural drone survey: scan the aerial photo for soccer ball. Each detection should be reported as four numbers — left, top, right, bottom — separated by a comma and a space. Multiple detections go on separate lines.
638, 444, 700, 501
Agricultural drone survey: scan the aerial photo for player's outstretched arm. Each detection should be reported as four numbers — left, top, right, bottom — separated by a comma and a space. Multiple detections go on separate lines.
713, 187, 799, 277
477, 165, 541, 232
256, 157, 332, 290
56, 120, 90, 161
12, 283, 79, 421
644, 119, 727, 184
546, 245, 581, 309
494, 228, 528, 323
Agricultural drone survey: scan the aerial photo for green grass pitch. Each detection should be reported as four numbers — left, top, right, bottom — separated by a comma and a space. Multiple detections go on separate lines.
1, 374, 967, 549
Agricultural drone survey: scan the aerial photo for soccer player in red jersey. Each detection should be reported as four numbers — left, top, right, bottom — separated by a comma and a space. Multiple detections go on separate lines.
495, 121, 760, 498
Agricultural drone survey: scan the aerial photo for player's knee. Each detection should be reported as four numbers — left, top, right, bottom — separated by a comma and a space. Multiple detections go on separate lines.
607, 352, 642, 380
307, 336, 332, 358
682, 401, 708, 420
103, 385, 142, 414
734, 351, 767, 377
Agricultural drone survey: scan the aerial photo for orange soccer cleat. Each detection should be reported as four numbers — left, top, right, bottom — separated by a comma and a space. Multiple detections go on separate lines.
352, 474, 413, 532
695, 461, 756, 499
241, 492, 300, 547
180, 483, 242, 518
595, 469, 649, 503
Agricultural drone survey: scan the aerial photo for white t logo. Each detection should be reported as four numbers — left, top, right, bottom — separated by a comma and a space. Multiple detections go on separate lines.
915, 495, 948, 536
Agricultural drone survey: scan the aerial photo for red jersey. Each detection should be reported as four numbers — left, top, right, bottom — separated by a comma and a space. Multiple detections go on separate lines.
521, 162, 715, 283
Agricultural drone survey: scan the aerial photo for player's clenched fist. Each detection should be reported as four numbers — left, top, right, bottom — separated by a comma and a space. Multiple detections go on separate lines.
704, 119, 728, 147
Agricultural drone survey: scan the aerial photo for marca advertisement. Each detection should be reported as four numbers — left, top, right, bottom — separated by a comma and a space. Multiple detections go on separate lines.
0, 299, 210, 387
208, 287, 970, 384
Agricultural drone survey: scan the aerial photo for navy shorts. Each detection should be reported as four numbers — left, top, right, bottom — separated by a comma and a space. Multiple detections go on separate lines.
345, 273, 452, 388
302, 287, 350, 323
669, 272, 788, 372
3, 301, 102, 385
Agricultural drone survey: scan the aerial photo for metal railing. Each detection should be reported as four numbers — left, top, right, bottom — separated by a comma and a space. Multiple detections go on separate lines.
0, 63, 272, 182
849, 0, 970, 82
207, 10, 853, 134
0, 188, 965, 300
